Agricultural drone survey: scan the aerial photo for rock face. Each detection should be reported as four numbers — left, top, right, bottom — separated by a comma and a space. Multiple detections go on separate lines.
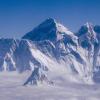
0, 39, 18, 71
0, 19, 100, 84
76, 23, 100, 83
22, 18, 77, 43
23, 67, 53, 86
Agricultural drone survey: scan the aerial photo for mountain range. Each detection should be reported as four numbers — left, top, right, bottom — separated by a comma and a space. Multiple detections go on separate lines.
0, 18, 100, 84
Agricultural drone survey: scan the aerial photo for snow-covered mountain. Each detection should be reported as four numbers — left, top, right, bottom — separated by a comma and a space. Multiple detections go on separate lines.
22, 18, 77, 43
0, 38, 18, 71
76, 23, 100, 83
0, 18, 100, 84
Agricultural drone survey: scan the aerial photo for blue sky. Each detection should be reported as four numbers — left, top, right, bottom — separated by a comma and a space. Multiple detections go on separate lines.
0, 0, 100, 38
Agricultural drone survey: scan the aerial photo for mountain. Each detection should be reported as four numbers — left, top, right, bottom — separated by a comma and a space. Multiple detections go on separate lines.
22, 18, 77, 44
76, 23, 100, 83
0, 38, 18, 71
0, 19, 100, 85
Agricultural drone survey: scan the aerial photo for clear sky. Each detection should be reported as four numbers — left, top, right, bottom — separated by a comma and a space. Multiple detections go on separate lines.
0, 0, 100, 38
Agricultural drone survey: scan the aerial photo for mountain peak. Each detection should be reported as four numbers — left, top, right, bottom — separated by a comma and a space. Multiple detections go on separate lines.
41, 18, 70, 33
76, 22, 95, 37
35, 18, 57, 31
84, 22, 94, 31
22, 18, 74, 42
85, 22, 93, 27
44, 18, 56, 23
